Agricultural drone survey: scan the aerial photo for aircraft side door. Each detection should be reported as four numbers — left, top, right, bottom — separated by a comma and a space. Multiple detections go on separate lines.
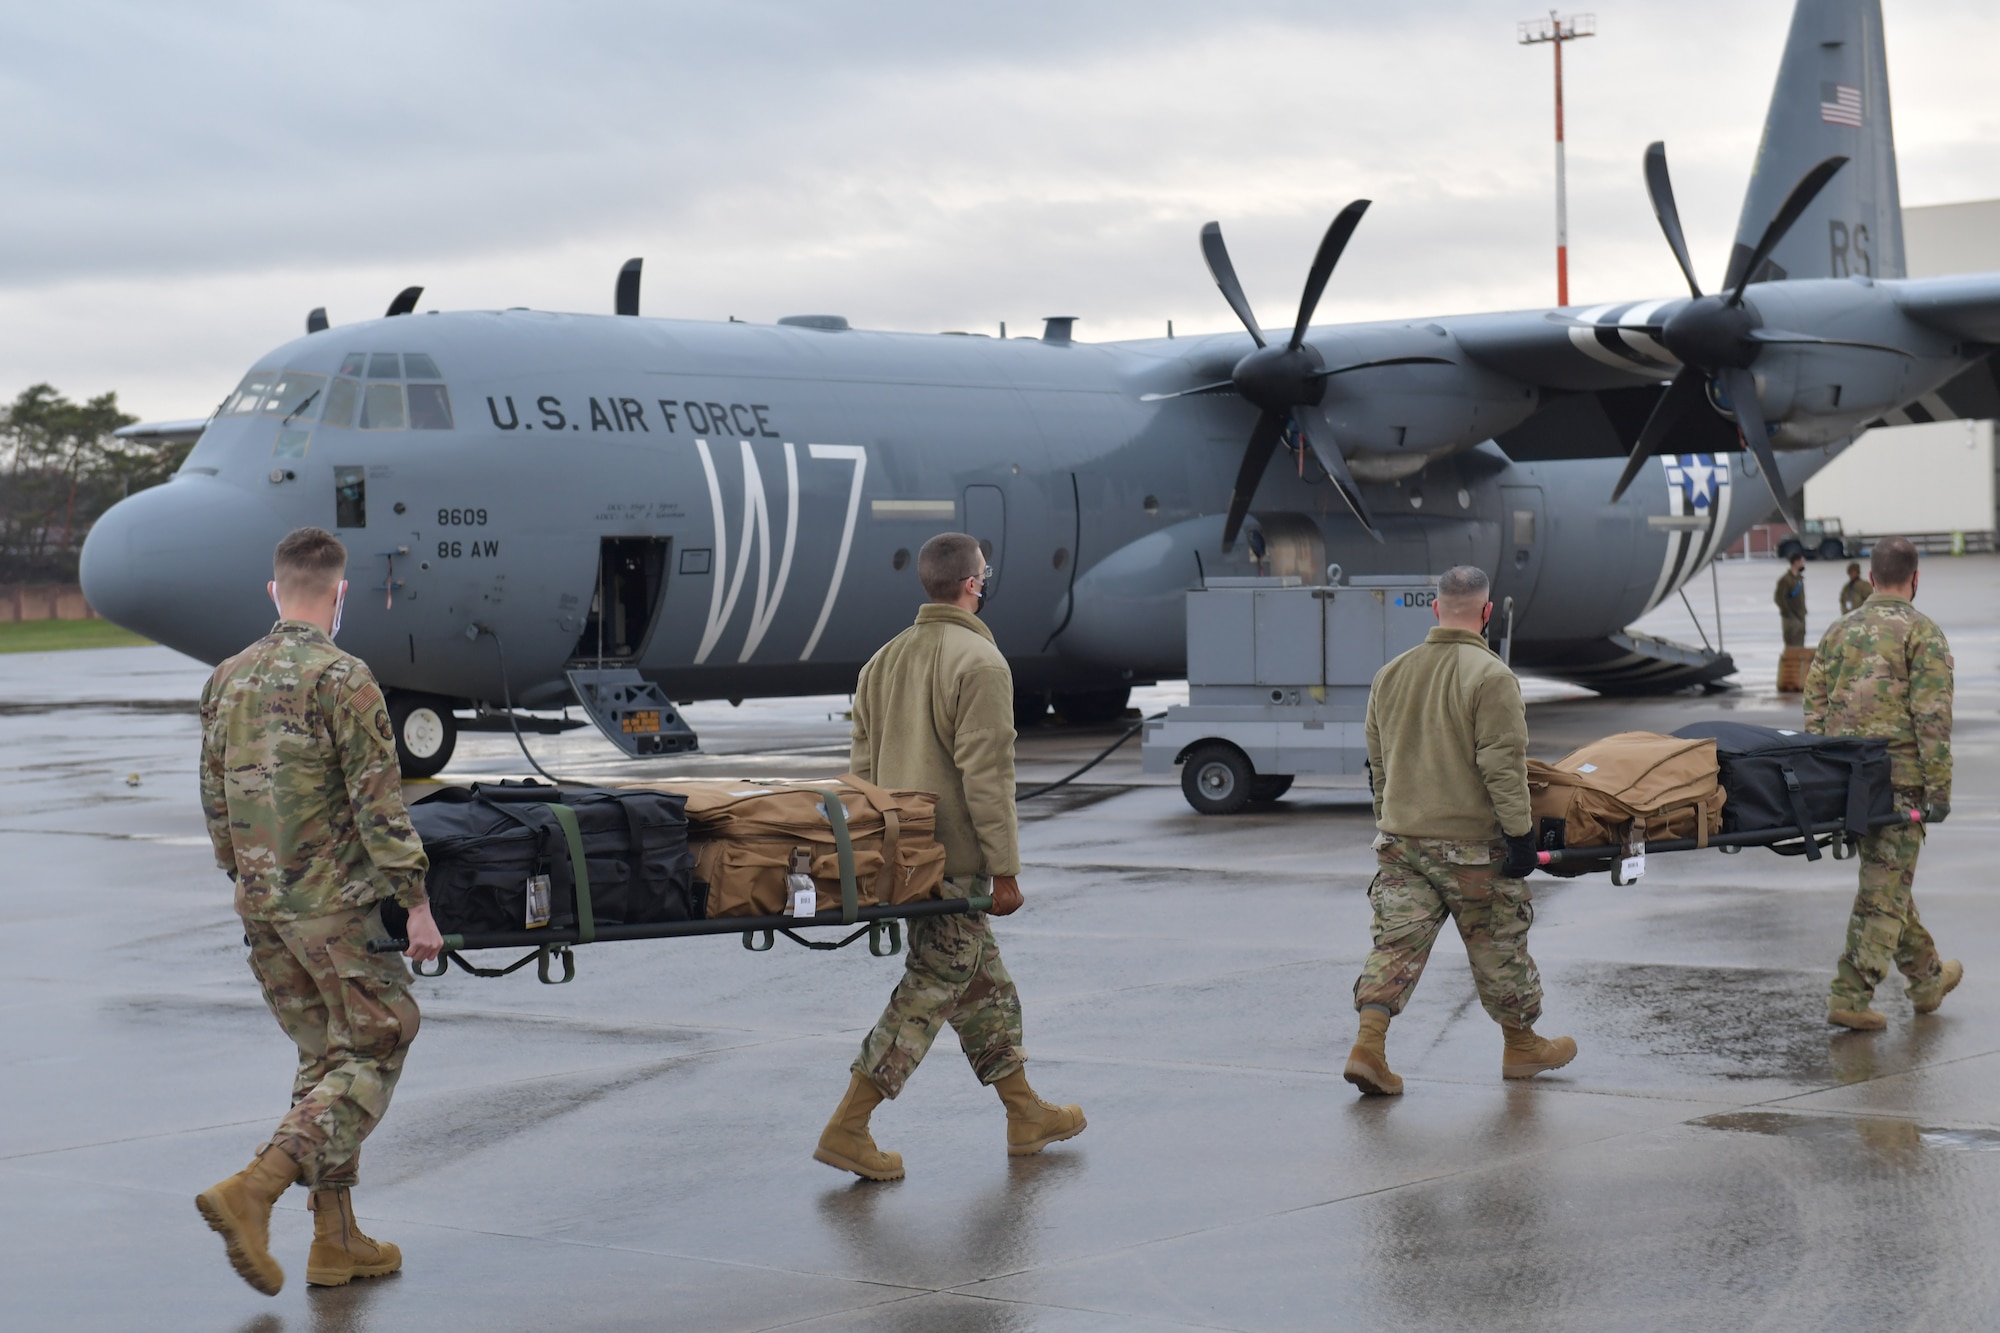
964, 485, 1005, 578
1493, 483, 1546, 638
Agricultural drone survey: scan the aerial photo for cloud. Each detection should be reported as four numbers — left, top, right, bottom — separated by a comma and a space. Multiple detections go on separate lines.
0, 0, 1993, 418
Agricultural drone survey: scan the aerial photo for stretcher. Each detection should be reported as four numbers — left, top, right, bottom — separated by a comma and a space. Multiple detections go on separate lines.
1535, 809, 1924, 885
368, 787, 990, 984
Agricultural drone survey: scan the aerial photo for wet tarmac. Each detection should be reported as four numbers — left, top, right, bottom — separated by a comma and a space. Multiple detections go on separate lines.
6, 555, 1998, 1330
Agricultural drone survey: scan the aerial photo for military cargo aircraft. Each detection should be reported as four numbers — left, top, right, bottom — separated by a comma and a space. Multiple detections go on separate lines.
84, 0, 2000, 776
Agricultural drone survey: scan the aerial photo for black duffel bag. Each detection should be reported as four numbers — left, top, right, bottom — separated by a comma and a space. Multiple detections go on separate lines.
397, 781, 699, 937
1670, 721, 1890, 860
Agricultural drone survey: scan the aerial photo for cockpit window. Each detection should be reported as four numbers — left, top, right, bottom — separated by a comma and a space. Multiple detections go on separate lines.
407, 383, 453, 430
220, 371, 277, 416
338, 353, 367, 378
403, 352, 442, 380
359, 383, 406, 430
260, 372, 326, 421
322, 377, 360, 428
367, 353, 401, 379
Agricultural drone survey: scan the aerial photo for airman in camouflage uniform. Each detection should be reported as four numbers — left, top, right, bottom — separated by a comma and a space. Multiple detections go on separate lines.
1776, 554, 1808, 647
815, 533, 1084, 1181
1804, 535, 1961, 1030
1345, 565, 1576, 1096
193, 528, 441, 1297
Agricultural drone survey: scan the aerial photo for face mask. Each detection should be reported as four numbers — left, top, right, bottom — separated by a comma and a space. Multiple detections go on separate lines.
267, 579, 348, 636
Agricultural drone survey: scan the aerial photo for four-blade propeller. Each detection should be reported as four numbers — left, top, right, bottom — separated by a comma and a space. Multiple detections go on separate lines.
1178, 203, 1451, 550
1607, 142, 1848, 531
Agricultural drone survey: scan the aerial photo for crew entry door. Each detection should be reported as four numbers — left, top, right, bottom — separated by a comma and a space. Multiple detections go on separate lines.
573, 537, 670, 663
963, 485, 1006, 593
1494, 485, 1545, 644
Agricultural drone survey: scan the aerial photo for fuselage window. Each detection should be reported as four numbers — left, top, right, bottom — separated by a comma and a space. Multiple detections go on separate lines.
360, 383, 407, 430
261, 372, 326, 422
403, 352, 442, 380
322, 377, 360, 429
367, 353, 402, 380
407, 383, 453, 430
220, 371, 277, 416
338, 353, 367, 378
333, 466, 367, 528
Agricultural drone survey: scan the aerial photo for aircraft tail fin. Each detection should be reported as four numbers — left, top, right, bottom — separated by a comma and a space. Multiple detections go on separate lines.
1726, 0, 1903, 286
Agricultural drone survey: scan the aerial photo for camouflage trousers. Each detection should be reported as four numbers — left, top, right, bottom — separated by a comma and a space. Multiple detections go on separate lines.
1353, 835, 1542, 1028
244, 904, 420, 1189
1831, 803, 1941, 1010
853, 900, 1026, 1099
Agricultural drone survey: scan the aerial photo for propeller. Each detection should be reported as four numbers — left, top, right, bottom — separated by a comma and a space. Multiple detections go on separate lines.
615, 257, 642, 316
1173, 203, 1452, 549
1608, 142, 1848, 530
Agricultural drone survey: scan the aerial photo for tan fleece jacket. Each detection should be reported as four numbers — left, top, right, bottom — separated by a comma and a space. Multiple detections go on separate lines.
850, 603, 1020, 877
1365, 626, 1532, 840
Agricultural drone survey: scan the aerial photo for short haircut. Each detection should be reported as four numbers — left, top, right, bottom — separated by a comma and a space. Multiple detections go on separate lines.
1436, 564, 1490, 609
1789, 552, 1807, 566
918, 532, 986, 601
274, 526, 347, 597
1870, 535, 1919, 587
1847, 562, 1862, 576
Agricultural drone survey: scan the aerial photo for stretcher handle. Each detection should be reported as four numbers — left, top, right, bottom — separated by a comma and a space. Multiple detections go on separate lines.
1537, 808, 1922, 866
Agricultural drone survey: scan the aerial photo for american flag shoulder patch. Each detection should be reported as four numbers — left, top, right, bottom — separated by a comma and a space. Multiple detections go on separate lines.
346, 682, 384, 717
1821, 83, 1862, 127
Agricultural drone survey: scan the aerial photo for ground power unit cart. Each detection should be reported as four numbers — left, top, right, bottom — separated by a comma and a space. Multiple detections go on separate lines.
1143, 571, 1439, 814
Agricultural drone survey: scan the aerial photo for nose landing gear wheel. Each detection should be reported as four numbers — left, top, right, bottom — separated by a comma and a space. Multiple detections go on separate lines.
1181, 743, 1254, 815
388, 692, 457, 778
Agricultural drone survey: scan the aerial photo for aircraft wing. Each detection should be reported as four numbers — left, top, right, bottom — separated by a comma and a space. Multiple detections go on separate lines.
1893, 273, 2000, 345
114, 418, 210, 446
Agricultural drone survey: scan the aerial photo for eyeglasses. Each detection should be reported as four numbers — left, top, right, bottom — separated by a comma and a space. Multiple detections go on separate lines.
966, 565, 994, 585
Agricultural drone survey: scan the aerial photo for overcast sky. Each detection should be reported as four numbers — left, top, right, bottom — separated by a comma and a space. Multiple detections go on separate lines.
3, 0, 1996, 420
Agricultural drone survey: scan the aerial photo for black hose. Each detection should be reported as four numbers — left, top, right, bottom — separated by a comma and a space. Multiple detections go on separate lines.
1017, 712, 1162, 800
472, 622, 564, 786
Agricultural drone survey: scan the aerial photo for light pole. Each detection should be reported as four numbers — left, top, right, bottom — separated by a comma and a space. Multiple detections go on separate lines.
1519, 11, 1595, 306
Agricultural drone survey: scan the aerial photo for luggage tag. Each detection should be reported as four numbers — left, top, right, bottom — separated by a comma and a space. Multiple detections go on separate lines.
1612, 824, 1644, 886
785, 848, 818, 919
524, 874, 552, 928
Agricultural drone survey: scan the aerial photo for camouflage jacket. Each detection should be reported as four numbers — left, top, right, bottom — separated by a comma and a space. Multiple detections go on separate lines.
1803, 595, 1953, 800
199, 620, 429, 922
1774, 569, 1806, 620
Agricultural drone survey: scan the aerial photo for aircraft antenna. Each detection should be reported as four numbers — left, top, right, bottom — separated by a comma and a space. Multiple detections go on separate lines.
1519, 11, 1596, 306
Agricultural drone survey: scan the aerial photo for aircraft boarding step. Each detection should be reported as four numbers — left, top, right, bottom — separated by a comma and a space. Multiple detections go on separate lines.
565, 667, 700, 757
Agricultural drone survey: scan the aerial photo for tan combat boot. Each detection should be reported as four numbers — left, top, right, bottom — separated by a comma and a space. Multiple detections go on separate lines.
306, 1188, 404, 1287
1829, 1005, 1888, 1031
195, 1144, 301, 1295
1343, 1008, 1403, 1096
994, 1068, 1086, 1155
1911, 960, 1964, 1015
1501, 1025, 1579, 1079
813, 1073, 905, 1180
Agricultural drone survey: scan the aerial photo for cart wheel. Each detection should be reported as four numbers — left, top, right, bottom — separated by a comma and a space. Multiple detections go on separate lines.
1776, 537, 1804, 561
1249, 774, 1294, 804
1182, 743, 1254, 815
1817, 536, 1845, 561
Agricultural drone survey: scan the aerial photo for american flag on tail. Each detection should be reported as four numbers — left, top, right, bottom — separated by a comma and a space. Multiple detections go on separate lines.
1821, 83, 1862, 127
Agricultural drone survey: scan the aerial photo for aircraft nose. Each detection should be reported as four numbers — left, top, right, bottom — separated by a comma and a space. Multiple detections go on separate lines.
80, 477, 292, 663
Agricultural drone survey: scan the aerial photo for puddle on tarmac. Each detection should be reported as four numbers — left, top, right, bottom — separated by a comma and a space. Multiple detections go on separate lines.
1696, 1110, 2000, 1153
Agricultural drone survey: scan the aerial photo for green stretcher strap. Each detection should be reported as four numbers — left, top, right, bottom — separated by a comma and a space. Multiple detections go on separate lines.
810, 787, 860, 924
543, 803, 594, 944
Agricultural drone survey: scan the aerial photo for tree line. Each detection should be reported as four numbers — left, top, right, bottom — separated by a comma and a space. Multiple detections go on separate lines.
0, 385, 188, 583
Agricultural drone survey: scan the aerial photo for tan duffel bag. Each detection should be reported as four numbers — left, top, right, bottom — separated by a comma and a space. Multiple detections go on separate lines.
1528, 731, 1726, 864
631, 775, 947, 918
